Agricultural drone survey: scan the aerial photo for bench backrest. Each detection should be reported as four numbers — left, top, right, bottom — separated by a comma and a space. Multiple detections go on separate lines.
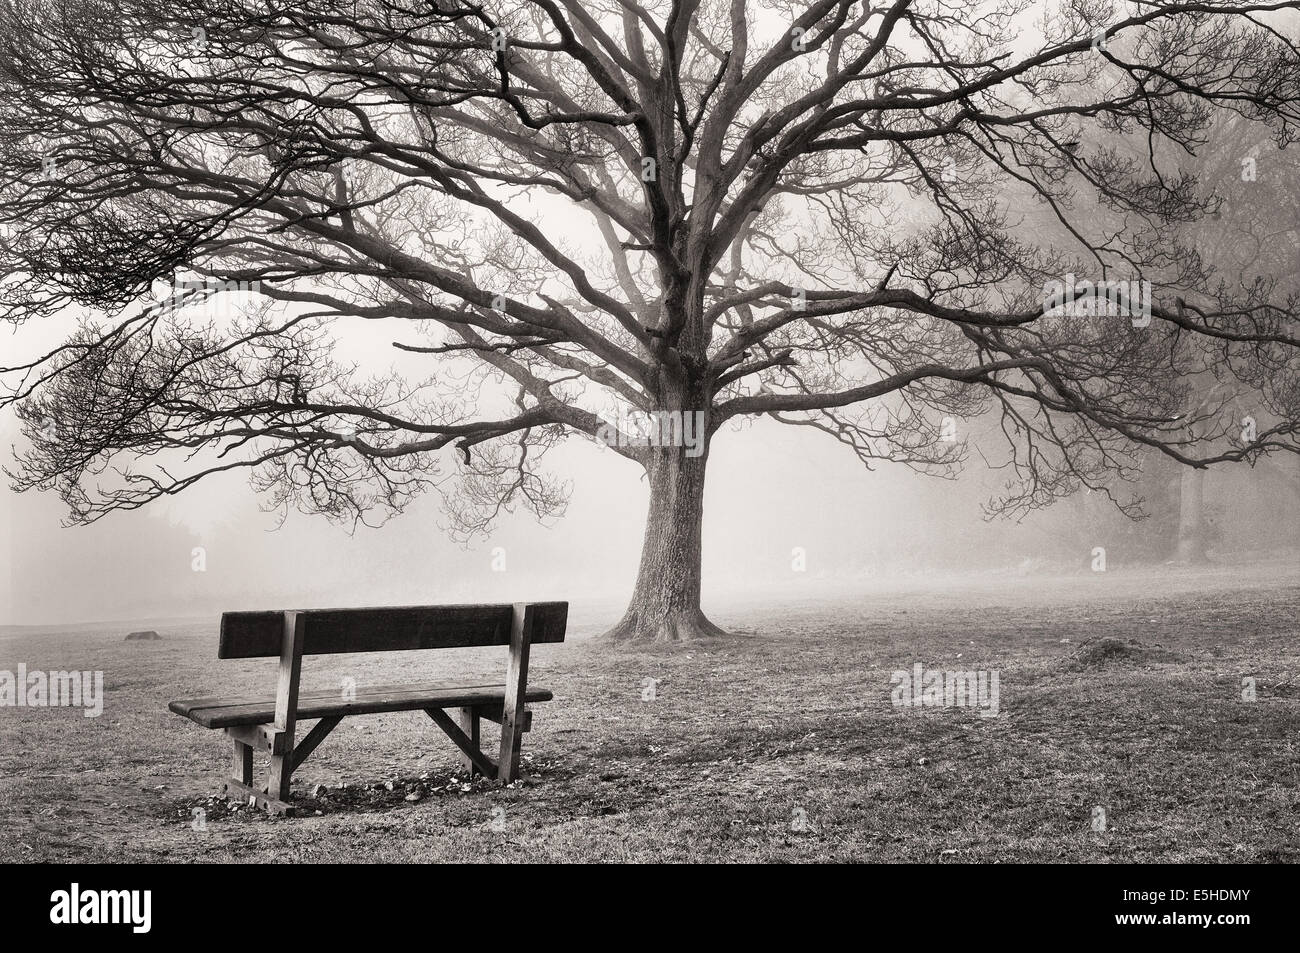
218, 601, 568, 659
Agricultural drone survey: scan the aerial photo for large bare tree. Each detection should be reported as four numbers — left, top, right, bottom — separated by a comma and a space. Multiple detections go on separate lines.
2, 0, 1299, 641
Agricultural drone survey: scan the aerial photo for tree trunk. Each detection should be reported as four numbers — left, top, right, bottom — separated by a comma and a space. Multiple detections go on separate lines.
1174, 466, 1209, 564
604, 439, 729, 643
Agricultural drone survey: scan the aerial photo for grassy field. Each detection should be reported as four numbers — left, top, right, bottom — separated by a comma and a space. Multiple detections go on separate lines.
1, 563, 1297, 863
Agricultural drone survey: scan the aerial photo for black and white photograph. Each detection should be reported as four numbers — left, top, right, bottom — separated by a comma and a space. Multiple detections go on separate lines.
0, 0, 1297, 915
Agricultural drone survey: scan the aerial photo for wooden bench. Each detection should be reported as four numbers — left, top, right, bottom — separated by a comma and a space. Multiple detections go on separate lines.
168, 601, 567, 815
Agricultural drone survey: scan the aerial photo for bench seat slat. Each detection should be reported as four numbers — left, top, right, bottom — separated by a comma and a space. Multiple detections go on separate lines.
170, 681, 524, 715
169, 682, 554, 729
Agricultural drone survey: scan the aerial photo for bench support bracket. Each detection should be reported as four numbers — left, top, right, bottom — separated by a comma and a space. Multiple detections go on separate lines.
291, 716, 343, 772
425, 707, 499, 778
225, 722, 292, 755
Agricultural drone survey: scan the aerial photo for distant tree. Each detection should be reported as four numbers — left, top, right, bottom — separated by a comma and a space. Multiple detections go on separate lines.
1167, 113, 1300, 561
2, 1, 1299, 640
1049, 109, 1300, 564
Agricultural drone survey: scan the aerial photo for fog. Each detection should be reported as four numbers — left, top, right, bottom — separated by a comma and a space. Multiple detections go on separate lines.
4, 387, 1295, 627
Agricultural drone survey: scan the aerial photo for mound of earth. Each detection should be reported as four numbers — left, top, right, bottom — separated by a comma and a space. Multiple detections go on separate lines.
1064, 637, 1184, 669
125, 630, 162, 641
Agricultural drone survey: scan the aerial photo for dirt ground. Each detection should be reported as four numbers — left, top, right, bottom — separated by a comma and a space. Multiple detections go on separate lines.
1, 562, 1297, 862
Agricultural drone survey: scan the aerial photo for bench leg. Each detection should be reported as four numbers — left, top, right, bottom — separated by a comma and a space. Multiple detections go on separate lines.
267, 752, 293, 802
265, 610, 304, 804
456, 707, 482, 776
232, 738, 253, 786
498, 604, 534, 784
222, 731, 294, 815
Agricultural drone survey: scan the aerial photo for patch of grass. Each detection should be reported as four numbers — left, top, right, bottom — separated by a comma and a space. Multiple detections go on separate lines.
1, 564, 1297, 862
